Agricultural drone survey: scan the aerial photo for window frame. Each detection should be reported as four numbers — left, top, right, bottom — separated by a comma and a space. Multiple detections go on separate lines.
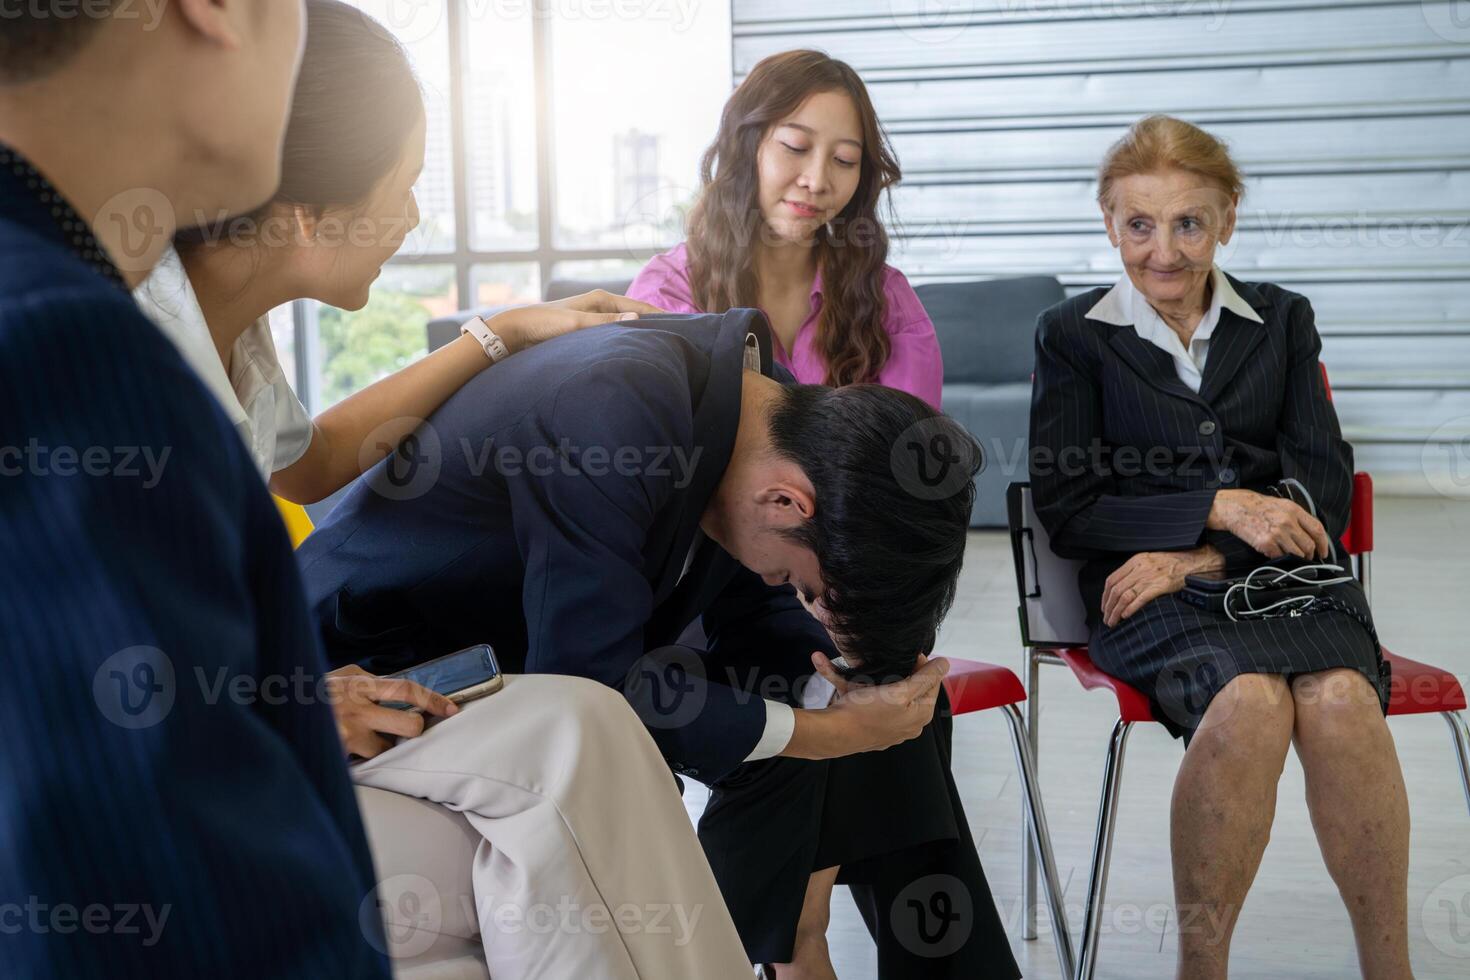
291, 0, 688, 411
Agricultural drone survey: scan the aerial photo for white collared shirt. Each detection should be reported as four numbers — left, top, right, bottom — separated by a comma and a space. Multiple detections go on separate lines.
1085, 266, 1264, 393
134, 247, 313, 480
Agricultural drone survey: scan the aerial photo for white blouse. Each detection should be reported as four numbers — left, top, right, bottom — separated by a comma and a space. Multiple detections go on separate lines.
1085, 265, 1264, 393
135, 247, 313, 480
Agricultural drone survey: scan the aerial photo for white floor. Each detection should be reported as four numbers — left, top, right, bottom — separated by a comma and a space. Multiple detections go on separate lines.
684, 495, 1470, 979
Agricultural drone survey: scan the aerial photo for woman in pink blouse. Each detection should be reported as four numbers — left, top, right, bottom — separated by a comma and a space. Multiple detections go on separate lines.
628, 52, 996, 980
628, 50, 943, 411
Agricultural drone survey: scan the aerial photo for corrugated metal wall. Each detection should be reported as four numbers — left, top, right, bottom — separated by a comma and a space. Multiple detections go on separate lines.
732, 0, 1470, 489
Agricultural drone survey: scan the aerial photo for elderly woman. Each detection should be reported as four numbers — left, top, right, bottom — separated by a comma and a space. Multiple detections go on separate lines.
1028, 115, 1410, 979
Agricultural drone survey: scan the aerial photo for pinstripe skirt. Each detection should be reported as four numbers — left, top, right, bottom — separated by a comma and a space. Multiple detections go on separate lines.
1089, 580, 1389, 741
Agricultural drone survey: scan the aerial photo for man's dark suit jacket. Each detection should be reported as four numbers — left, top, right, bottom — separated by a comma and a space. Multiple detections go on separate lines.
1028, 273, 1356, 622
298, 310, 839, 784
0, 160, 387, 975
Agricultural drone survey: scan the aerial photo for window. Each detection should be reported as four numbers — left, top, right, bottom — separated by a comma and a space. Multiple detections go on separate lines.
289, 0, 731, 412
548, 5, 730, 251
464, 8, 538, 253
317, 265, 457, 408
471, 263, 541, 308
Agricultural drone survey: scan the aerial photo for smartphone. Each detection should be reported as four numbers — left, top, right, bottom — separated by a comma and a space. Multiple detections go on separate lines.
383, 644, 503, 709
1184, 571, 1235, 594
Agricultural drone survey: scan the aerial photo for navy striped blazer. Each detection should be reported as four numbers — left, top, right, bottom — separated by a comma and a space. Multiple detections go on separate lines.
1027, 274, 1355, 623
0, 164, 388, 975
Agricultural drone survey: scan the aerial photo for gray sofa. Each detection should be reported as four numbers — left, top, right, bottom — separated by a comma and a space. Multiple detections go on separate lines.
915, 276, 1064, 525
426, 275, 1063, 527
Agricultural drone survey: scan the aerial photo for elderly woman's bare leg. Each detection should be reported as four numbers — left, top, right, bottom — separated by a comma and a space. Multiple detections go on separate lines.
1171, 672, 1295, 980
1291, 667, 1413, 979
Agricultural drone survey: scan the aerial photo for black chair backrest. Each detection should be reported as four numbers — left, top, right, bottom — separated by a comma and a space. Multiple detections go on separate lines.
1007, 482, 1090, 648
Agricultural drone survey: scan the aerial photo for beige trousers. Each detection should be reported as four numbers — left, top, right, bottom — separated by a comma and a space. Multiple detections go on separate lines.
351, 673, 752, 980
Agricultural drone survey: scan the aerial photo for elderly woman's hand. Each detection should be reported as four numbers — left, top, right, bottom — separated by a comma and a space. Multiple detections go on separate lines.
1102, 545, 1224, 628
1208, 489, 1332, 560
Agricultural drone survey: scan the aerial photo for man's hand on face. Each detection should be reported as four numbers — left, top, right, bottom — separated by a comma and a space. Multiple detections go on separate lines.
791, 651, 950, 758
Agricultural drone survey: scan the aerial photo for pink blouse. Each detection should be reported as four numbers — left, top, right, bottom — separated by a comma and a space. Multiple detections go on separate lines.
627, 243, 944, 410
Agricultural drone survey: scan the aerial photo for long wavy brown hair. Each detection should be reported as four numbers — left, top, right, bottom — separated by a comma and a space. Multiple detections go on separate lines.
685, 50, 902, 387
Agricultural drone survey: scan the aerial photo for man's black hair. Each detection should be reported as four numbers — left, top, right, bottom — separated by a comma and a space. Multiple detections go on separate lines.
1, 4, 116, 84
767, 383, 983, 682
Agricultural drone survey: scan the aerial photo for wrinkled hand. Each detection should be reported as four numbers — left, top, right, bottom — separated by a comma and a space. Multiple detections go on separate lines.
1209, 489, 1331, 561
1101, 546, 1221, 628
325, 664, 459, 760
811, 652, 950, 754
487, 290, 665, 354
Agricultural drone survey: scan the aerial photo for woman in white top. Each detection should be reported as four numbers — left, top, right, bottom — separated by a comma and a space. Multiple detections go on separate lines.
136, 4, 752, 978
138, 73, 652, 499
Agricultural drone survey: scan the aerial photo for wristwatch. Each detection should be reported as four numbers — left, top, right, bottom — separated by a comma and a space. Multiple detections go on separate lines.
460, 315, 510, 363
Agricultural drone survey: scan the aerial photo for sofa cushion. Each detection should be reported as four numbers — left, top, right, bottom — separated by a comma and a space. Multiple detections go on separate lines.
942, 381, 1033, 527
917, 276, 1064, 385
544, 278, 634, 302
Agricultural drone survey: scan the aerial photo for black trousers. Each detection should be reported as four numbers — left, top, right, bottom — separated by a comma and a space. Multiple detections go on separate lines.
694, 641, 1022, 978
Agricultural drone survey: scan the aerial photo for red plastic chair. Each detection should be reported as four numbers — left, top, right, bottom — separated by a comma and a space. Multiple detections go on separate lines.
940, 659, 1076, 976
1007, 476, 1470, 980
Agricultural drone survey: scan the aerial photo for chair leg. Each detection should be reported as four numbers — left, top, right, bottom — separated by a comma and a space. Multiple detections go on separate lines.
1443, 711, 1470, 819
1002, 703, 1076, 980
1022, 647, 1040, 940
1078, 719, 1133, 980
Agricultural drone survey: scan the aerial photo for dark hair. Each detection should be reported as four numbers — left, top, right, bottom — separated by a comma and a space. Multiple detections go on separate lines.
686, 50, 903, 388
0, 4, 116, 83
767, 384, 982, 680
176, 0, 423, 246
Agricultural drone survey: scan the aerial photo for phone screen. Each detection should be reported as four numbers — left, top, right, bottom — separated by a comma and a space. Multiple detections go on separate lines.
388, 644, 500, 699
1184, 572, 1234, 594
